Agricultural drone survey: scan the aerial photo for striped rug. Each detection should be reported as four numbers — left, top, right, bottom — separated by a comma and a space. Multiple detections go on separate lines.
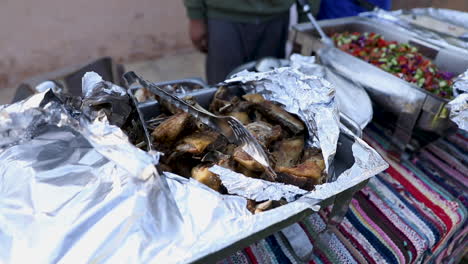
219, 124, 468, 264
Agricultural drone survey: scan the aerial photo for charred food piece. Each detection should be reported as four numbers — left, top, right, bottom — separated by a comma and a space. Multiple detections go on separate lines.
191, 164, 221, 191
246, 121, 282, 147
276, 160, 323, 181
274, 148, 325, 190
209, 86, 234, 113
152, 112, 190, 143
235, 163, 261, 179
242, 93, 265, 103
201, 151, 234, 169
224, 101, 254, 124
276, 172, 316, 191
256, 101, 305, 134
272, 137, 305, 167
246, 200, 257, 213
175, 131, 219, 154
227, 112, 250, 125
233, 147, 264, 172
254, 200, 273, 214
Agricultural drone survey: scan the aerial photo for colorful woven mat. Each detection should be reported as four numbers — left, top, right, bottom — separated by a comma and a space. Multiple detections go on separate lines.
219, 124, 468, 264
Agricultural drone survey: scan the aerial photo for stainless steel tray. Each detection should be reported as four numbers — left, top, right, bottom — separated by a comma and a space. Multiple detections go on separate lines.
128, 77, 208, 105
129, 84, 369, 263
291, 16, 468, 148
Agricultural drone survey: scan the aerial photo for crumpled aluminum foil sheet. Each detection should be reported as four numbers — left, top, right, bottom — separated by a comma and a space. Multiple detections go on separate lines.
81, 72, 132, 128
304, 128, 388, 201
0, 88, 184, 263
0, 72, 388, 263
226, 67, 340, 176
0, 90, 76, 150
214, 67, 387, 203
449, 70, 468, 131
453, 69, 468, 96
289, 54, 373, 130
360, 8, 468, 50
406, 8, 468, 32
210, 165, 308, 202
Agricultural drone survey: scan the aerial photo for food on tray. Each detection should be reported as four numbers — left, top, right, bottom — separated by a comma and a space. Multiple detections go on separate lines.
332, 32, 455, 99
148, 87, 325, 203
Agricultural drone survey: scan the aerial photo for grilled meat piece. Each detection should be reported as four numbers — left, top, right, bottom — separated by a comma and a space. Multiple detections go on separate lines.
227, 112, 250, 125
276, 160, 323, 180
209, 86, 235, 113
191, 164, 221, 191
274, 147, 324, 189
255, 101, 305, 134
246, 121, 282, 147
175, 131, 219, 154
201, 151, 234, 169
233, 147, 264, 172
276, 172, 316, 191
152, 112, 190, 143
235, 163, 261, 179
255, 200, 273, 214
242, 93, 265, 103
272, 137, 304, 167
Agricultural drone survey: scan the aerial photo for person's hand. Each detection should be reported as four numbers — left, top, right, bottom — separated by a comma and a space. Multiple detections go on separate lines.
189, 19, 208, 53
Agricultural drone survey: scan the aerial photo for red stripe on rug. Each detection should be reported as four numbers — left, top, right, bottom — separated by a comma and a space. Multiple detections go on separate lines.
244, 247, 258, 264
386, 166, 452, 249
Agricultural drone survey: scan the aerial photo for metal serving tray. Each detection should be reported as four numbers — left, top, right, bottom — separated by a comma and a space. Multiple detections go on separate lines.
129, 84, 369, 262
129, 77, 208, 105
291, 16, 468, 148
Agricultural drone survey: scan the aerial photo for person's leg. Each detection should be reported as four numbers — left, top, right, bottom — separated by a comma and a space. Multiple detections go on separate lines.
206, 19, 245, 84
251, 13, 290, 60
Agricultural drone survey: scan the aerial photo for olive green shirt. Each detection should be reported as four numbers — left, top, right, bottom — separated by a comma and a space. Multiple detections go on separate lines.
183, 0, 319, 23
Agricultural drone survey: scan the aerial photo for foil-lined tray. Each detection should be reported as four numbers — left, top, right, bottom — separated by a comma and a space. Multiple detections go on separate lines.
127, 67, 387, 261
291, 16, 468, 148
0, 71, 388, 263
360, 8, 468, 50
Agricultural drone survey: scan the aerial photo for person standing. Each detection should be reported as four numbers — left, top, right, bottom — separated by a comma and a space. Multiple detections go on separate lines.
183, 0, 318, 84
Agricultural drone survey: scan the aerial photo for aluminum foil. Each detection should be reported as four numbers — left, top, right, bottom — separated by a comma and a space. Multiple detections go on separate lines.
304, 128, 388, 201
448, 70, 468, 131
215, 67, 387, 202
0, 87, 186, 263
81, 72, 132, 128
453, 69, 468, 96
226, 67, 340, 176
209, 165, 308, 202
360, 8, 468, 50
404, 8, 468, 33
0, 90, 76, 150
0, 72, 388, 263
290, 54, 373, 130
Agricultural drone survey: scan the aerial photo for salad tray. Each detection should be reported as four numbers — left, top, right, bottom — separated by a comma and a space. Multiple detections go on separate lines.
291, 16, 468, 148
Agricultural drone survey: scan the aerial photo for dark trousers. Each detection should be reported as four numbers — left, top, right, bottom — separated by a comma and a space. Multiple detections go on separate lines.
206, 13, 290, 84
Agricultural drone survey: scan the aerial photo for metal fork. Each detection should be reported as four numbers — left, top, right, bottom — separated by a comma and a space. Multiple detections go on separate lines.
124, 71, 277, 181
